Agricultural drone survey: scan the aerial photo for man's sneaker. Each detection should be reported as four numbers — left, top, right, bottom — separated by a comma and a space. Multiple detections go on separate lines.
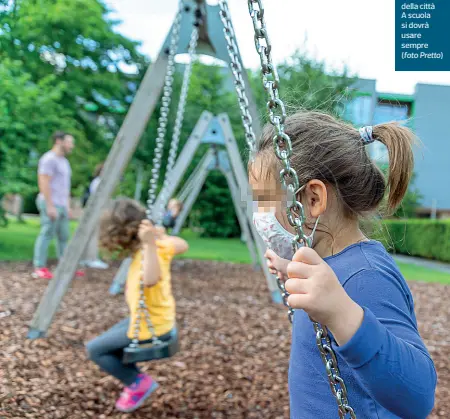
32, 268, 53, 279
83, 259, 109, 269
115, 374, 158, 413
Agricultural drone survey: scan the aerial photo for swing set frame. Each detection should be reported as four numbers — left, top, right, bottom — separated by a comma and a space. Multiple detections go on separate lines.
27, 0, 280, 340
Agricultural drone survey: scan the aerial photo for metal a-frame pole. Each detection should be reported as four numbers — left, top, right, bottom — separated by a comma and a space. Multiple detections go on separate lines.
177, 151, 212, 202
171, 151, 215, 236
218, 114, 281, 303
216, 151, 259, 268
152, 111, 213, 224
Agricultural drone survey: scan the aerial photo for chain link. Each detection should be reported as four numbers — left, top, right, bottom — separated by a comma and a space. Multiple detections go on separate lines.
145, 2, 184, 222
130, 252, 161, 346
156, 26, 199, 223
219, 0, 256, 157
246, 1, 356, 417
130, 0, 186, 347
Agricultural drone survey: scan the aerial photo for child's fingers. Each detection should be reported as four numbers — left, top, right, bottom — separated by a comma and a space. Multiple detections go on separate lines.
264, 249, 276, 260
287, 261, 314, 279
140, 219, 153, 228
285, 277, 309, 295
292, 247, 322, 266
287, 293, 310, 310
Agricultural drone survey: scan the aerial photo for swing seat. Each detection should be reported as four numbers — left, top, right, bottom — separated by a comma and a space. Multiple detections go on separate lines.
122, 327, 180, 364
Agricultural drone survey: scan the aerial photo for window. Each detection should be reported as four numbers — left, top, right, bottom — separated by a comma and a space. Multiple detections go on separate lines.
373, 100, 411, 125
371, 99, 412, 163
342, 95, 373, 126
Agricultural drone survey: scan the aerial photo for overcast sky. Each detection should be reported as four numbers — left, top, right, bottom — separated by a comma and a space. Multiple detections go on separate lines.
106, 0, 450, 94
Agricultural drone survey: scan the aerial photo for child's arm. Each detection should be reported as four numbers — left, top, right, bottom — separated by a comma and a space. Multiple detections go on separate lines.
286, 248, 436, 419
141, 242, 160, 287
138, 221, 161, 287
166, 236, 189, 256
334, 269, 437, 419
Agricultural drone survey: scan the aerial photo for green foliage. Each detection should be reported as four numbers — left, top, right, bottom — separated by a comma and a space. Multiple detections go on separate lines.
392, 173, 423, 218
190, 171, 241, 238
0, 0, 146, 198
249, 49, 355, 121
377, 219, 450, 263
0, 2, 355, 238
0, 59, 75, 197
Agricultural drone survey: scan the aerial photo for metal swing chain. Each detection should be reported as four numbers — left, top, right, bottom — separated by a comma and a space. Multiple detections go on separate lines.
246, 1, 356, 418
156, 25, 199, 223
220, 0, 287, 314
130, 1, 185, 348
145, 2, 184, 223
218, 0, 256, 157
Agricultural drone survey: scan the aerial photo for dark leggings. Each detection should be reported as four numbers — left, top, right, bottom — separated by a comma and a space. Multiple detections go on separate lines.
86, 318, 172, 386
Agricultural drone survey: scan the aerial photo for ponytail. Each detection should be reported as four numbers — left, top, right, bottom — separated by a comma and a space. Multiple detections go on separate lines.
372, 123, 415, 213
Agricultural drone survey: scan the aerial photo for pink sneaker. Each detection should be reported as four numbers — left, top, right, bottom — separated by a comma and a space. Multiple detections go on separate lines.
75, 270, 85, 278
32, 268, 53, 279
115, 374, 158, 413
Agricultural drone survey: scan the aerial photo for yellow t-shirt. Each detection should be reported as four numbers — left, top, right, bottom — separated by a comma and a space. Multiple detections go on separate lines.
126, 239, 176, 340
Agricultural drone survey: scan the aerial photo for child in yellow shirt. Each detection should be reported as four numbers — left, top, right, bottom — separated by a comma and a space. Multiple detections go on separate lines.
86, 198, 188, 413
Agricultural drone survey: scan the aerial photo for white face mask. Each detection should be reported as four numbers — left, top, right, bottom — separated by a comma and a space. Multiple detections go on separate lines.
253, 211, 299, 260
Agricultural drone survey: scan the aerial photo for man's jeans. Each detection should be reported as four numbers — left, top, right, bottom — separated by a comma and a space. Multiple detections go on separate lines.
33, 199, 70, 268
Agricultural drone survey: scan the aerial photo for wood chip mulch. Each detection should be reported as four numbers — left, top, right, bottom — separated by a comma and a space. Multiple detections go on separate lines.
0, 259, 448, 418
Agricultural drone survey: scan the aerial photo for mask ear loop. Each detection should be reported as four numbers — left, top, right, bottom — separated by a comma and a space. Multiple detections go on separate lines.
293, 184, 321, 249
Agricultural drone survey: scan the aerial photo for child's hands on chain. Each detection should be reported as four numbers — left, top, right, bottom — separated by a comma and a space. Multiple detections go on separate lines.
264, 249, 290, 281
138, 220, 157, 245
286, 247, 364, 345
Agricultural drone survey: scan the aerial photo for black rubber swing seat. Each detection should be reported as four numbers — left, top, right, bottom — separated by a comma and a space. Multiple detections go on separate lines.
122, 327, 180, 364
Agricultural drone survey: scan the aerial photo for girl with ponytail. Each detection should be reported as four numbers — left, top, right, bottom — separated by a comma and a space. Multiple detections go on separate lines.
250, 111, 436, 419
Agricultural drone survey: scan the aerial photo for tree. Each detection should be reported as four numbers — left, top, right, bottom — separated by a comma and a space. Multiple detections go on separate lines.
0, 2, 356, 237
249, 49, 355, 120
0, 59, 76, 219
0, 0, 147, 198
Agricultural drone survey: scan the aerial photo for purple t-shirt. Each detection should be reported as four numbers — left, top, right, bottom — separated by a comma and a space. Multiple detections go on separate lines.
38, 151, 71, 207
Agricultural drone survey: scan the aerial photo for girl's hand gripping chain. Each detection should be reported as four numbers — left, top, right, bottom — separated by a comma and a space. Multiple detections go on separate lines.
138, 220, 157, 245
286, 247, 364, 346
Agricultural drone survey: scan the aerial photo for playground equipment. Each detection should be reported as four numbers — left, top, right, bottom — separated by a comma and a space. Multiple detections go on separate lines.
109, 112, 264, 297
27, 0, 280, 345
24, 0, 358, 416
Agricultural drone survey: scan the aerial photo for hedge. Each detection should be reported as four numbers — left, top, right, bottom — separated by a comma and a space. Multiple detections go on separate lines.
372, 219, 450, 263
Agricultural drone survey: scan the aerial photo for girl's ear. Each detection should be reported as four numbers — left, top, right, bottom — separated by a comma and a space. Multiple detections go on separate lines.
303, 180, 327, 218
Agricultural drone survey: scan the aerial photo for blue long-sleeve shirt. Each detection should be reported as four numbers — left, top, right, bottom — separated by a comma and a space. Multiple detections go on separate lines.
289, 241, 437, 419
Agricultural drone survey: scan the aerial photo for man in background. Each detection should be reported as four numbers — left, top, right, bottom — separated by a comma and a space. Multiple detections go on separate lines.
32, 131, 84, 279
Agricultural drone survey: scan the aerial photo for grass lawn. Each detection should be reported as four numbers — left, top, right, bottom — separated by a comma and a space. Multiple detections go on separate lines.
0, 217, 78, 261
396, 262, 450, 284
0, 218, 449, 284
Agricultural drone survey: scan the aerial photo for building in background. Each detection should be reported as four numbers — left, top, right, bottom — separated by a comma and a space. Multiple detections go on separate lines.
343, 79, 450, 218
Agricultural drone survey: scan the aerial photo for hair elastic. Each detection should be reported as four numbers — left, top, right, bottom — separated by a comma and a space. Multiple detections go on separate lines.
359, 126, 375, 145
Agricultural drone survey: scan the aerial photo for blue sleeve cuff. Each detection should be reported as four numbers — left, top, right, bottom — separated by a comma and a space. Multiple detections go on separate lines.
334, 307, 387, 368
